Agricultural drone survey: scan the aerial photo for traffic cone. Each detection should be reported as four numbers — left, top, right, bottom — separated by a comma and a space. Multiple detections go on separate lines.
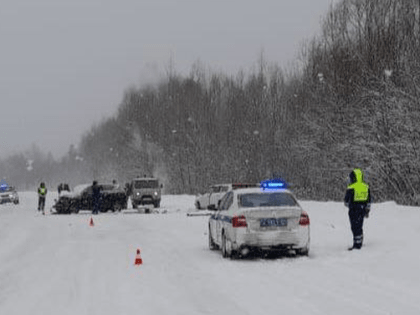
89, 217, 94, 227
134, 249, 143, 266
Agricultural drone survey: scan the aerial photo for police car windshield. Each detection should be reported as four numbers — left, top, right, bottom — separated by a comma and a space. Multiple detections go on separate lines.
239, 192, 297, 208
134, 180, 158, 189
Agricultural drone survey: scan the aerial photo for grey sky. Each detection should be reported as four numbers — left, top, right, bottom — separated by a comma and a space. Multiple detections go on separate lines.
1, 0, 332, 159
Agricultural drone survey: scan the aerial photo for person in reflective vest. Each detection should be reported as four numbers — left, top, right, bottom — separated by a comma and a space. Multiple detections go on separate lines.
38, 182, 48, 214
344, 168, 371, 250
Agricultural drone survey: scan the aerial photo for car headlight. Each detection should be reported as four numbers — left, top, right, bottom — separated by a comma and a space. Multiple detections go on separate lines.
154, 191, 158, 196
136, 192, 140, 196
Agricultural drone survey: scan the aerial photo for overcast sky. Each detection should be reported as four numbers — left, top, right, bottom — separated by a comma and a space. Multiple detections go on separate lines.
1, 0, 333, 159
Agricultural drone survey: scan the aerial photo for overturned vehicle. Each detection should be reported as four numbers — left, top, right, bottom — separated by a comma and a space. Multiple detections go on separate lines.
53, 183, 128, 214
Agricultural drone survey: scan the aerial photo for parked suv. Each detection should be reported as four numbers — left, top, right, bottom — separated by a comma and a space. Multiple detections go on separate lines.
130, 177, 162, 208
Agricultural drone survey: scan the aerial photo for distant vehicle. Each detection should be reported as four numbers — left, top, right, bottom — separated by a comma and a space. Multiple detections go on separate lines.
0, 186, 19, 205
130, 177, 162, 209
208, 179, 310, 258
52, 183, 127, 214
57, 183, 70, 195
195, 183, 257, 210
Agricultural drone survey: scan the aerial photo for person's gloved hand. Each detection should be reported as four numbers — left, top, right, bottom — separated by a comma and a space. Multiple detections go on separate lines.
365, 205, 370, 218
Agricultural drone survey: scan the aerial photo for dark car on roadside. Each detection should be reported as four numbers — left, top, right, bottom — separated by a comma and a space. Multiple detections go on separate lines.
53, 183, 127, 214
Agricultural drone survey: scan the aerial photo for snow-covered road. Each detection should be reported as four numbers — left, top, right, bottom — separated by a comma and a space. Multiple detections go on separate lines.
0, 192, 419, 315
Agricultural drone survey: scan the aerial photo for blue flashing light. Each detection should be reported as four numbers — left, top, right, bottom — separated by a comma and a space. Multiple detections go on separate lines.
260, 179, 288, 190
268, 182, 284, 188
0, 180, 9, 191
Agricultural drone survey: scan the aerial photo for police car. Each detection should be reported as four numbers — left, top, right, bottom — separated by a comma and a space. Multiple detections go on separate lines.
208, 179, 310, 258
0, 186, 19, 205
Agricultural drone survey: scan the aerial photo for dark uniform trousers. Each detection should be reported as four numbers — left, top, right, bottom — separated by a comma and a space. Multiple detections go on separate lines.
38, 196, 46, 211
348, 204, 366, 248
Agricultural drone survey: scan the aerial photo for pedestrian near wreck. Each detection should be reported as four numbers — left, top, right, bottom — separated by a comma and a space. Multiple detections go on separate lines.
344, 168, 371, 250
92, 181, 101, 214
38, 182, 48, 215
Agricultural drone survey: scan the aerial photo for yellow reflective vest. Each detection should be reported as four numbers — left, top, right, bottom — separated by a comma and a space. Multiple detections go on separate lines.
347, 168, 369, 202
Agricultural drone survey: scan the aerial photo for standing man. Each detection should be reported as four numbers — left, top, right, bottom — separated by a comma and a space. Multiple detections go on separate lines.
92, 181, 101, 215
38, 182, 48, 215
344, 168, 371, 250
57, 183, 63, 195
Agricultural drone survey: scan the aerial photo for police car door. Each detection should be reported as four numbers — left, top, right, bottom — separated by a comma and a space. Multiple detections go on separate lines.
215, 191, 234, 245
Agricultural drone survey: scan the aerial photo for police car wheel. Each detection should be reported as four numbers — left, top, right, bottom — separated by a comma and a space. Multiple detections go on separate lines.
296, 245, 310, 256
221, 233, 228, 257
208, 227, 218, 250
222, 233, 233, 258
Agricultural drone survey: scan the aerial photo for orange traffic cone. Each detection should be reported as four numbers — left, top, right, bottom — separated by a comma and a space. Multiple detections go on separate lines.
134, 249, 143, 266
89, 217, 94, 227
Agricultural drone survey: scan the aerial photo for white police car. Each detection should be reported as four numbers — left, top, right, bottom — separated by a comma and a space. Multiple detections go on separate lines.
0, 182, 19, 205
208, 179, 310, 258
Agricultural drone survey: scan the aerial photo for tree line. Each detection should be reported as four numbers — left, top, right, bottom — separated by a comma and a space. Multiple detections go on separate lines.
2, 0, 420, 204
0, 144, 91, 192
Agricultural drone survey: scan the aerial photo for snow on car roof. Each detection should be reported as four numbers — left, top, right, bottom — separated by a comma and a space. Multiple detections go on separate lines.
73, 184, 90, 194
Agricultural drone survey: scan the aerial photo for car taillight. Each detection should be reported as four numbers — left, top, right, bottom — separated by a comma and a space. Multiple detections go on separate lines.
299, 211, 310, 226
232, 215, 247, 228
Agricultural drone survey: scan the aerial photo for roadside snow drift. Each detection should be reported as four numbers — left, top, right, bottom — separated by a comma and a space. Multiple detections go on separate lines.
0, 192, 419, 315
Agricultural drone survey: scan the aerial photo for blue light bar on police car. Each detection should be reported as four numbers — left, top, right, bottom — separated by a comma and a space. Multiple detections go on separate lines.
0, 180, 9, 191
260, 179, 288, 190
